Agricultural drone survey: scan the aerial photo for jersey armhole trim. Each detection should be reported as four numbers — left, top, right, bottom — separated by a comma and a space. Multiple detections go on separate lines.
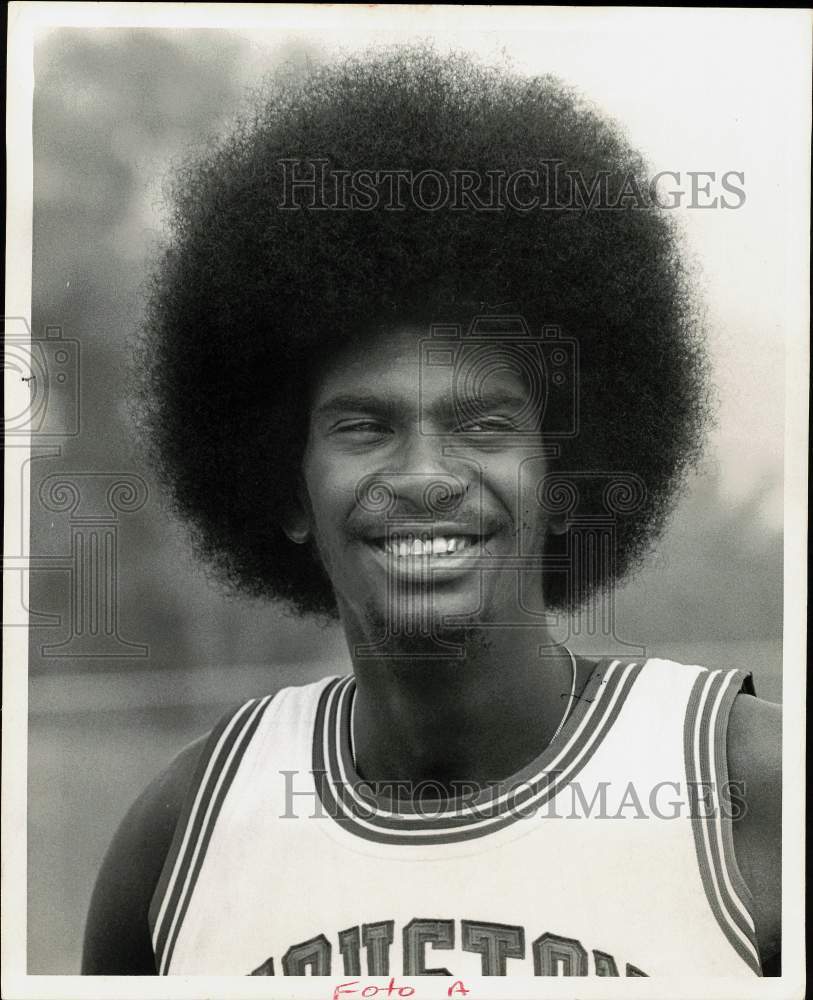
683, 668, 762, 976
148, 694, 277, 975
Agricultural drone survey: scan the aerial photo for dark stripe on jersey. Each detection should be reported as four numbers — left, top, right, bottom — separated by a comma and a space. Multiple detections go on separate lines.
683, 670, 761, 976
696, 672, 757, 946
149, 698, 258, 949
712, 673, 761, 929
154, 694, 275, 974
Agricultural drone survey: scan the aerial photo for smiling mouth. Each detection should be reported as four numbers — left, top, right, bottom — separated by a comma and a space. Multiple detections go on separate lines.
368, 533, 489, 558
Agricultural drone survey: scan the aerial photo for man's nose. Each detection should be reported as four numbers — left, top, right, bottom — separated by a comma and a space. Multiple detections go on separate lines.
358, 433, 470, 519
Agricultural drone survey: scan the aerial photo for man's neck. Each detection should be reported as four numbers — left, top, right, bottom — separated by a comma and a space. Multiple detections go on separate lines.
346, 624, 583, 794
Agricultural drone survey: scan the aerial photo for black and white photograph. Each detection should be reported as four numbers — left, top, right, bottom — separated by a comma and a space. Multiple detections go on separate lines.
3, 4, 809, 998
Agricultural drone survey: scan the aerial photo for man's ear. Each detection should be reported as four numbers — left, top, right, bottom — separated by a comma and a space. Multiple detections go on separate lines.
547, 513, 569, 537
281, 488, 312, 545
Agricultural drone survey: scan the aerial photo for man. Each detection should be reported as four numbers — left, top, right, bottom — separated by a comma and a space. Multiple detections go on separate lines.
84, 47, 781, 978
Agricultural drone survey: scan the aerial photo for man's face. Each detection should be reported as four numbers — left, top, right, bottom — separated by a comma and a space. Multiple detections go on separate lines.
299, 326, 560, 636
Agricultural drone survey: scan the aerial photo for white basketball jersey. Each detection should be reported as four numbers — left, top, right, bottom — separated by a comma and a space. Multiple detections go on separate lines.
149, 658, 762, 978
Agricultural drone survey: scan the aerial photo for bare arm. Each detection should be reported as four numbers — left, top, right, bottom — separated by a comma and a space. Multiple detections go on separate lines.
727, 694, 782, 973
82, 737, 206, 974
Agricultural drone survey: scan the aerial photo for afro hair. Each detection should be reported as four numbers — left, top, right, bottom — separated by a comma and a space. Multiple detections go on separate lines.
136, 45, 711, 617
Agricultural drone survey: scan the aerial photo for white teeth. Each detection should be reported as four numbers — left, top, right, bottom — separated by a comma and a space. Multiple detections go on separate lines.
380, 535, 477, 558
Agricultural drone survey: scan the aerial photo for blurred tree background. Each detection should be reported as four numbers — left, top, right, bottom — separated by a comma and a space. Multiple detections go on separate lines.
26, 28, 783, 973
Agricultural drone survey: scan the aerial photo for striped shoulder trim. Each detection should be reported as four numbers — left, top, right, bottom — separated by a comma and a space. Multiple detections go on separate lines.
683, 668, 762, 976
149, 695, 276, 975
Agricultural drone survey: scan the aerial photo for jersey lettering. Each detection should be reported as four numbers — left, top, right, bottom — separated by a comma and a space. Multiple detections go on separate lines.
339, 927, 361, 975
251, 920, 644, 977
363, 921, 395, 975
532, 932, 588, 976
282, 933, 332, 975
461, 921, 524, 975
402, 919, 454, 976
592, 950, 619, 976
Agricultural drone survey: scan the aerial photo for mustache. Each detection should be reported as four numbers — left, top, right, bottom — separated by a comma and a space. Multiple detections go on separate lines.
348, 506, 505, 541
348, 474, 507, 540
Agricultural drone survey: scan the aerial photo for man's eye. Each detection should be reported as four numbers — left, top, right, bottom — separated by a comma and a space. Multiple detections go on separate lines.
334, 420, 390, 435
456, 416, 518, 433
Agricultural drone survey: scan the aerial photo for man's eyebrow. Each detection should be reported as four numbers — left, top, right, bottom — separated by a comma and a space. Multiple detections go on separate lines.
449, 387, 532, 409
314, 386, 534, 420
313, 393, 401, 417
433, 386, 534, 419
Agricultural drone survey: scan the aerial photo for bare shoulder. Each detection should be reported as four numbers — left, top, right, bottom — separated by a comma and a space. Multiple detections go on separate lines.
728, 693, 781, 782
82, 734, 208, 974
726, 692, 782, 967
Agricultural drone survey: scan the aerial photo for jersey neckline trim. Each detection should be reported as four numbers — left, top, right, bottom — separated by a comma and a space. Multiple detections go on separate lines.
312, 657, 644, 846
